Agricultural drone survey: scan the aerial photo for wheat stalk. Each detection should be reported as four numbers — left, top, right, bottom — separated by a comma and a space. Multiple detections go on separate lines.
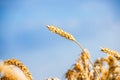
3, 59, 33, 80
101, 48, 120, 60
47, 25, 100, 80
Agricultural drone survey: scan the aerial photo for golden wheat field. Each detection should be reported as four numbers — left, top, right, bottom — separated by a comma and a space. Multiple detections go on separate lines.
0, 25, 120, 80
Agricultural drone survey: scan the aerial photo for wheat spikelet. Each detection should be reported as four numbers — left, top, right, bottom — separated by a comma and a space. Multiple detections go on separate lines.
47, 25, 75, 41
101, 48, 120, 60
3, 59, 32, 80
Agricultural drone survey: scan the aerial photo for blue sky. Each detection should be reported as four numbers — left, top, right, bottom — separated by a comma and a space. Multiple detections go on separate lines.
0, 0, 120, 79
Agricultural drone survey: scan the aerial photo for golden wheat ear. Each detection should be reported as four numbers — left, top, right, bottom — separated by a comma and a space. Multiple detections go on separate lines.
46, 25, 85, 50
101, 48, 120, 60
3, 59, 33, 80
47, 25, 75, 41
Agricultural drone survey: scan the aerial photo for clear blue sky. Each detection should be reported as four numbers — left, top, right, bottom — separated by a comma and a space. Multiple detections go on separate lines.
0, 0, 120, 79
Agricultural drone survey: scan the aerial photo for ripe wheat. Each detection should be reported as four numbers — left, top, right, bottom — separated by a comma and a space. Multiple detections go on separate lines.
0, 25, 119, 80
47, 25, 100, 80
101, 48, 120, 60
0, 59, 32, 80
47, 25, 75, 41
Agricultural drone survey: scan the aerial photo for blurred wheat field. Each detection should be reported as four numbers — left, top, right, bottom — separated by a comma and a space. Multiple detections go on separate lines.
0, 25, 120, 80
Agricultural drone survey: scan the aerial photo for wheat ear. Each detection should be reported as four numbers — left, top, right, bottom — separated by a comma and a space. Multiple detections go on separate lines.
47, 25, 75, 40
4, 59, 33, 80
47, 25, 100, 80
101, 48, 120, 60
47, 25, 84, 50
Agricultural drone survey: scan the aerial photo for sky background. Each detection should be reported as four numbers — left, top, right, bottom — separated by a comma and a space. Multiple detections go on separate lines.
0, 0, 120, 80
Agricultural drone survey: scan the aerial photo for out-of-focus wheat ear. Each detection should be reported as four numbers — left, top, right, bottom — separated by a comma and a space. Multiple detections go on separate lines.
1, 76, 16, 80
1, 76, 9, 80
101, 48, 120, 60
4, 59, 33, 80
46, 77, 59, 80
